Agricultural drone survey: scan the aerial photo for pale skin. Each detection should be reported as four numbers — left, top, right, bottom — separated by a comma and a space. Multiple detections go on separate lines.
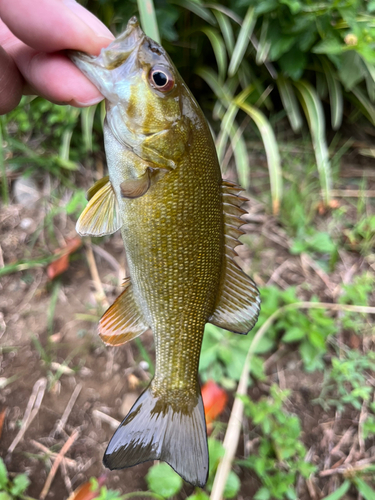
0, 0, 114, 115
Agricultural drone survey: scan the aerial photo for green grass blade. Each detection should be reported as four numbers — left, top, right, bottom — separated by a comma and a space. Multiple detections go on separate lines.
276, 75, 303, 132
216, 103, 239, 163
200, 27, 227, 81
229, 125, 250, 189
216, 85, 253, 162
137, 0, 160, 43
195, 67, 231, 105
320, 480, 350, 500
321, 59, 343, 130
171, 0, 216, 25
234, 96, 282, 213
228, 6, 256, 77
212, 9, 235, 55
353, 478, 375, 500
293, 80, 332, 205
81, 104, 98, 153
256, 17, 271, 65
351, 86, 375, 125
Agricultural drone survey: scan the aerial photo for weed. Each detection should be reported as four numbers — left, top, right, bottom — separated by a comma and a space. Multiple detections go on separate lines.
0, 457, 31, 500
239, 385, 316, 500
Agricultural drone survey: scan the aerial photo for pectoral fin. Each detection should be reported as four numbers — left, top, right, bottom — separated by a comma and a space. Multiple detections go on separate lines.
209, 180, 260, 334
76, 177, 121, 237
99, 278, 149, 346
120, 168, 151, 199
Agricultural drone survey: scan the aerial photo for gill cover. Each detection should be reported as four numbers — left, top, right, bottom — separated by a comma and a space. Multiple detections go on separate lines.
68, 17, 192, 170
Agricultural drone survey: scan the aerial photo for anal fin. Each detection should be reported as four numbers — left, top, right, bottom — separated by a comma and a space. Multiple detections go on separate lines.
209, 179, 260, 334
76, 176, 121, 237
99, 278, 149, 346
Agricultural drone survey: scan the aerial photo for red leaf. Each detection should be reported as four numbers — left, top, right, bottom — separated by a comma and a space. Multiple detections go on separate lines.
202, 380, 228, 430
0, 409, 6, 441
47, 237, 82, 280
67, 475, 106, 500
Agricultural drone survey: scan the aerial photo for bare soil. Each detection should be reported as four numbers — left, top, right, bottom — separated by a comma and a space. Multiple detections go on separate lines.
1, 154, 374, 500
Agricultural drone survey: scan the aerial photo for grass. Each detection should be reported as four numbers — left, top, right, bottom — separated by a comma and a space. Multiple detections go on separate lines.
0, 1, 374, 499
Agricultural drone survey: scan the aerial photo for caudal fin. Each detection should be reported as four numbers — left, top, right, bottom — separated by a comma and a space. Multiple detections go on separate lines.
103, 384, 209, 487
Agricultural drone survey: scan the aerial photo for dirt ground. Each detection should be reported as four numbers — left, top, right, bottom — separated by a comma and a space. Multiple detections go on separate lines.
0, 152, 374, 499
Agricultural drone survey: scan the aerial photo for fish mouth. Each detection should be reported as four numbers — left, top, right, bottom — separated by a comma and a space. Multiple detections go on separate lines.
67, 16, 145, 99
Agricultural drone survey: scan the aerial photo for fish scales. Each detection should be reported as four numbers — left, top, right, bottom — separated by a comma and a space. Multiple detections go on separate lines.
69, 16, 260, 487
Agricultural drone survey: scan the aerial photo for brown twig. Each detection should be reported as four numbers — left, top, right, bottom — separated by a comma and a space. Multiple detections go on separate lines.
30, 440, 76, 467
85, 239, 109, 309
52, 384, 82, 437
39, 429, 79, 500
8, 378, 47, 454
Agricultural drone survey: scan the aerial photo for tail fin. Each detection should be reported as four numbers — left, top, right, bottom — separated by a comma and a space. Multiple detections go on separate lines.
103, 384, 209, 487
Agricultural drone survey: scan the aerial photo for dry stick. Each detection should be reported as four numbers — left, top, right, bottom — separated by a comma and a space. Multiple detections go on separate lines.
53, 384, 82, 437
92, 409, 120, 430
8, 377, 47, 454
30, 440, 76, 467
85, 239, 109, 309
39, 428, 79, 500
210, 301, 375, 500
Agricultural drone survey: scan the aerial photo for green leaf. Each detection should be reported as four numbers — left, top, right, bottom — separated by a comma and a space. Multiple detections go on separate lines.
187, 491, 210, 500
283, 327, 305, 343
293, 80, 332, 205
137, 0, 160, 43
0, 458, 8, 488
234, 96, 282, 214
9, 474, 30, 495
254, 487, 271, 500
195, 67, 231, 105
338, 51, 366, 91
228, 6, 256, 77
171, 0, 216, 25
0, 493, 11, 500
321, 59, 343, 130
312, 36, 344, 55
279, 48, 307, 80
213, 9, 235, 55
277, 75, 303, 132
200, 27, 227, 81
146, 463, 183, 497
354, 478, 375, 500
223, 471, 241, 499
351, 86, 375, 125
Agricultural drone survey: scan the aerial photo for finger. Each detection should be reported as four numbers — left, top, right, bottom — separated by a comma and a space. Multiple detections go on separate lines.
0, 44, 23, 114
0, 0, 113, 55
12, 44, 104, 106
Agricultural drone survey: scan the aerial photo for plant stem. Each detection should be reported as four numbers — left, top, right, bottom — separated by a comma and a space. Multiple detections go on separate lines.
120, 492, 164, 500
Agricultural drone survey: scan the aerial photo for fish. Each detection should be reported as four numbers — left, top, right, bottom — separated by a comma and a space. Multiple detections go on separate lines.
69, 16, 260, 487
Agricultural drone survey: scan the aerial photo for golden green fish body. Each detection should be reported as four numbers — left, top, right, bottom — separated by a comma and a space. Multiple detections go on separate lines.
70, 16, 260, 487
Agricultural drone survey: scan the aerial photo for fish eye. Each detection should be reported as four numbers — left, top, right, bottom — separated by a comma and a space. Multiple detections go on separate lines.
149, 66, 175, 92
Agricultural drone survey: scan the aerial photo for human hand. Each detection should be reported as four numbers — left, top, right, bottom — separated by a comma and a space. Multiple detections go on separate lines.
0, 0, 114, 114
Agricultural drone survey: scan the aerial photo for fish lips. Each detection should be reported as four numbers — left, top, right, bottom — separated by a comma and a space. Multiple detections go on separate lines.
67, 16, 145, 102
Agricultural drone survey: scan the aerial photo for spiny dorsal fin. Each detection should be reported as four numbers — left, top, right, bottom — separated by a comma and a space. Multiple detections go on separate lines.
208, 180, 260, 334
99, 278, 149, 346
76, 177, 121, 237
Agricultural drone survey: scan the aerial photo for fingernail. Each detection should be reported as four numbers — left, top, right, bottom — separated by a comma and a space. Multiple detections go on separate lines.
63, 0, 114, 40
75, 95, 104, 107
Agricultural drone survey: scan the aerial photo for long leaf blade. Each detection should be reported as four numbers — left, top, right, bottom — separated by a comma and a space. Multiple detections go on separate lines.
293, 80, 332, 205
228, 6, 256, 77
321, 59, 343, 130
234, 97, 282, 214
200, 27, 227, 80
276, 75, 303, 132
137, 0, 160, 43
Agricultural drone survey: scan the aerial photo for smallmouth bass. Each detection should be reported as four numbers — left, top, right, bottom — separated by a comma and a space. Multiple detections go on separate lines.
70, 17, 260, 487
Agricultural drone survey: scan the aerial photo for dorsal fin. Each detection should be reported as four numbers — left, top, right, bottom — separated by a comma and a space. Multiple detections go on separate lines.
99, 278, 149, 346
209, 180, 260, 334
76, 177, 121, 237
